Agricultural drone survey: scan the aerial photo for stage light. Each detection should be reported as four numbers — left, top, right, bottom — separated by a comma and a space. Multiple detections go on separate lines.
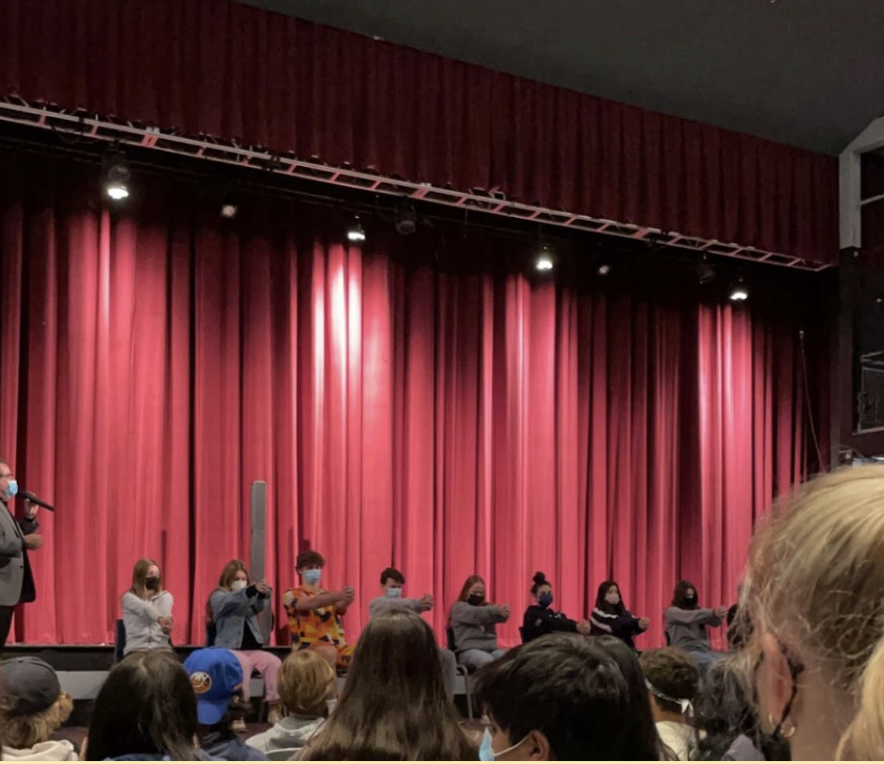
220, 203, 238, 219
697, 261, 716, 285
598, 264, 611, 276
394, 203, 417, 236
101, 151, 131, 201
347, 217, 366, 243
535, 246, 554, 272
729, 279, 749, 302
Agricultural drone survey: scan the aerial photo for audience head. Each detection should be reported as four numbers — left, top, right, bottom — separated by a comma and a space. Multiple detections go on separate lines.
380, 567, 405, 597
640, 648, 700, 723
297, 550, 326, 587
279, 650, 336, 718
458, 574, 486, 606
596, 579, 625, 614
742, 465, 884, 760
672, 580, 698, 610
530, 572, 552, 607
301, 609, 474, 760
474, 632, 659, 761
131, 558, 162, 598
0, 657, 73, 750
183, 648, 243, 729
85, 651, 199, 761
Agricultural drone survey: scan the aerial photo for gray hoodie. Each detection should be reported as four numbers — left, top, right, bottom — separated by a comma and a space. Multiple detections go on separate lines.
121, 591, 173, 654
2, 739, 78, 760
246, 715, 325, 753
450, 601, 507, 652
663, 607, 723, 652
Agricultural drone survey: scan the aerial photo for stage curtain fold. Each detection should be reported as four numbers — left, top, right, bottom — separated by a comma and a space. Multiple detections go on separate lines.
0, 151, 827, 647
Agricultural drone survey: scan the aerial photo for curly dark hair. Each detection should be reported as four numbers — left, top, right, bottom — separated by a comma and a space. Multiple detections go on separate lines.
296, 550, 326, 570
639, 648, 700, 715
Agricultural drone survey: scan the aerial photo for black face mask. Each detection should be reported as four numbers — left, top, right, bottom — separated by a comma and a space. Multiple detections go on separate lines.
145, 576, 161, 591
468, 593, 484, 606
683, 595, 697, 608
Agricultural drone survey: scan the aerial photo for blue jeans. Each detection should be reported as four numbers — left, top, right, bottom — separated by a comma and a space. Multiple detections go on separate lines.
687, 648, 726, 670
459, 647, 506, 670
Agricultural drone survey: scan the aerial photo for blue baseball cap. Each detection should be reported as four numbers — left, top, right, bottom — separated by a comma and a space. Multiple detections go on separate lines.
183, 648, 243, 725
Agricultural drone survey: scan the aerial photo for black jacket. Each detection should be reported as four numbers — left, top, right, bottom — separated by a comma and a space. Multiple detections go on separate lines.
521, 604, 579, 643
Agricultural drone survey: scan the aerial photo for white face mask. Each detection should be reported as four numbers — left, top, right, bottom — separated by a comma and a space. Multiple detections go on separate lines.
605, 592, 621, 605
231, 580, 248, 592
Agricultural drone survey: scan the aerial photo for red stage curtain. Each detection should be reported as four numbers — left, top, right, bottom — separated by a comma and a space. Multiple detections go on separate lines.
0, 150, 826, 647
0, 0, 837, 265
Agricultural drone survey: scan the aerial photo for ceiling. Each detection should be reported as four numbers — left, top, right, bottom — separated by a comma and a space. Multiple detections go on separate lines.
236, 0, 884, 155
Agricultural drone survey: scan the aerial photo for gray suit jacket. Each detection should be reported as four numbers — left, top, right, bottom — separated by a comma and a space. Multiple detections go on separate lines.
0, 503, 37, 607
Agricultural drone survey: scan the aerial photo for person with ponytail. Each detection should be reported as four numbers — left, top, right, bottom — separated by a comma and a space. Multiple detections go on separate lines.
740, 465, 884, 760
521, 572, 589, 643
589, 580, 649, 650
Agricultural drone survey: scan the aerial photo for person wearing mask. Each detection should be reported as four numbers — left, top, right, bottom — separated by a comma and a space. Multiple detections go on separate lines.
639, 648, 701, 760
741, 466, 884, 760
0, 657, 77, 760
368, 566, 458, 697
589, 579, 649, 650
185, 648, 269, 761
520, 572, 590, 643
283, 550, 356, 671
474, 632, 661, 760
121, 558, 173, 654
449, 574, 510, 669
82, 651, 204, 760
208, 560, 283, 726
0, 459, 43, 651
664, 581, 727, 669
246, 649, 336, 754
300, 609, 476, 760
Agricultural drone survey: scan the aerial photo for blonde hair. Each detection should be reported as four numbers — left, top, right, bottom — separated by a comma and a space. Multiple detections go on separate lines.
741, 465, 884, 759
279, 650, 335, 717
1, 692, 73, 749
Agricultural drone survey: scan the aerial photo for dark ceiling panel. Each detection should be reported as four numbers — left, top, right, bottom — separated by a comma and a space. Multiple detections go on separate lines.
234, 0, 884, 155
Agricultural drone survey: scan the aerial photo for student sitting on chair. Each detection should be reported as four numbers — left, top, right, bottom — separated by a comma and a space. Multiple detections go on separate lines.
368, 566, 458, 697
185, 648, 269, 761
449, 574, 510, 669
589, 579, 649, 650
521, 572, 590, 643
247, 650, 336, 754
120, 558, 173, 655
663, 581, 727, 670
0, 657, 77, 761
284, 550, 355, 671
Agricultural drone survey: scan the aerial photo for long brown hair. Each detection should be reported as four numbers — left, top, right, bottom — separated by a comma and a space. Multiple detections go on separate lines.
448, 574, 485, 624
130, 558, 162, 600
205, 559, 249, 625
301, 610, 476, 760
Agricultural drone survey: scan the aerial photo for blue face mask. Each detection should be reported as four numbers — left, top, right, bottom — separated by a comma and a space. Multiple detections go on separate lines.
539, 592, 553, 608
304, 569, 322, 585
386, 587, 402, 599
5, 479, 17, 499
479, 728, 527, 761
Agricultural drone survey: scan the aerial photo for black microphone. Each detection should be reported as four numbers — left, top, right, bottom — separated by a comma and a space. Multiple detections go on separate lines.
19, 491, 55, 512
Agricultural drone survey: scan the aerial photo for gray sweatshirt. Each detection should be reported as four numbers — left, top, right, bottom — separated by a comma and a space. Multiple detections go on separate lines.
663, 606, 722, 652
368, 596, 429, 620
121, 591, 173, 654
450, 601, 507, 652
246, 715, 325, 753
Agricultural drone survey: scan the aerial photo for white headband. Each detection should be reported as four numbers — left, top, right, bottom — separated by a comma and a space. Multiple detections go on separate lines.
646, 679, 693, 716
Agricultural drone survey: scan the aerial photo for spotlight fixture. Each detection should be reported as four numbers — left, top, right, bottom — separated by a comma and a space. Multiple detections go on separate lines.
346, 217, 366, 243
697, 260, 716, 285
535, 246, 554, 272
729, 279, 749, 302
101, 151, 131, 201
598, 264, 611, 276
220, 203, 238, 219
394, 202, 418, 236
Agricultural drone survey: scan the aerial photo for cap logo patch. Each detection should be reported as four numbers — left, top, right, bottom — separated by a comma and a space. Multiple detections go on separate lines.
190, 671, 212, 694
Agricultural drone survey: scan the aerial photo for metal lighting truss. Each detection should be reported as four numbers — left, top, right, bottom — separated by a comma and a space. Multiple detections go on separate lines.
0, 95, 828, 272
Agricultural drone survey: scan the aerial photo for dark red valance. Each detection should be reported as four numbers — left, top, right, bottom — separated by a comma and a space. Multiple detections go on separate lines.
0, 0, 837, 264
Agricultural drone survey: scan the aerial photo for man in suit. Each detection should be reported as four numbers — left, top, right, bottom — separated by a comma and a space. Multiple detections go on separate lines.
0, 459, 43, 649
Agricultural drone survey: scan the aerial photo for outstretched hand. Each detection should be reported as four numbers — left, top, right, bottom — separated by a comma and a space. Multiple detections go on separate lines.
23, 534, 43, 550
577, 620, 591, 636
638, 617, 650, 630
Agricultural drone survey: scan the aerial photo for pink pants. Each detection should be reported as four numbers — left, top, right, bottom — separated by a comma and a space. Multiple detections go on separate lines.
230, 649, 281, 703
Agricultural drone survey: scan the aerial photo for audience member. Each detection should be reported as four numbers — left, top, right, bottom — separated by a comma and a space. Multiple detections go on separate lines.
589, 579, 649, 650
449, 575, 510, 669
121, 558, 173, 655
742, 466, 884, 760
83, 651, 202, 760
301, 609, 476, 760
368, 566, 458, 697
0, 657, 77, 760
208, 560, 282, 725
639, 647, 701, 760
521, 572, 589, 643
474, 632, 660, 760
284, 550, 355, 671
247, 650, 336, 754
185, 648, 268, 761
664, 581, 727, 669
